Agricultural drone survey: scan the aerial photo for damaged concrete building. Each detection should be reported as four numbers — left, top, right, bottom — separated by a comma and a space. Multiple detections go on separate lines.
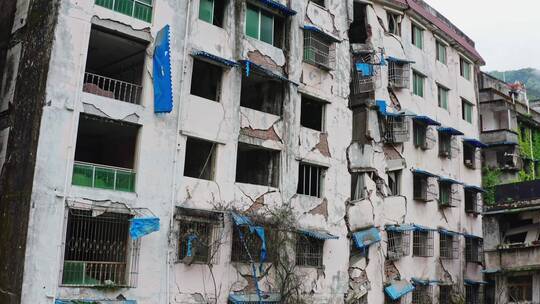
0, 0, 485, 303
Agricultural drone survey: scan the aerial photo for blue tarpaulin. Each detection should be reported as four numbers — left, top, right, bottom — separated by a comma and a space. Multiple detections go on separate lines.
254, 0, 296, 15
228, 293, 281, 303
238, 60, 297, 85
376, 100, 387, 115
300, 229, 339, 240
249, 226, 268, 263
413, 115, 441, 126
412, 169, 439, 178
464, 185, 486, 193
153, 25, 173, 113
412, 278, 443, 286
56, 301, 136, 304
386, 56, 415, 64
385, 280, 415, 300
438, 177, 462, 185
413, 224, 435, 232
464, 279, 488, 286
231, 212, 253, 226
186, 234, 198, 257
438, 228, 460, 236
192, 50, 238, 68
303, 25, 340, 42
352, 227, 381, 249
463, 138, 488, 148
386, 224, 415, 232
463, 234, 482, 239
438, 127, 464, 136
129, 217, 160, 239
356, 63, 373, 76
482, 269, 500, 274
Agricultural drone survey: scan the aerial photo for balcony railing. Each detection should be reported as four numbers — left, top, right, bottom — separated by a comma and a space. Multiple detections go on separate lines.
480, 129, 519, 145
83, 72, 142, 104
62, 260, 127, 286
95, 0, 153, 22
72, 161, 136, 192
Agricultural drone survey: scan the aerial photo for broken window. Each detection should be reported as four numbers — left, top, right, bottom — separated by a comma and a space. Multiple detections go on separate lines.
95, 0, 153, 22
304, 30, 335, 69
412, 285, 432, 304
387, 170, 401, 196
83, 26, 148, 104
231, 226, 272, 263
465, 285, 482, 304
412, 24, 424, 49
297, 163, 325, 197
240, 71, 284, 115
465, 237, 483, 264
508, 275, 533, 302
436, 40, 447, 64
62, 209, 136, 287
349, 3, 368, 43
295, 235, 323, 267
439, 285, 453, 304
465, 189, 482, 214
177, 208, 223, 265
388, 60, 410, 88
462, 99, 473, 123
438, 182, 452, 207
190, 59, 223, 102
236, 143, 280, 187
413, 71, 425, 97
437, 85, 449, 110
199, 0, 225, 27
413, 230, 434, 257
300, 95, 325, 131
438, 133, 452, 158
387, 230, 411, 260
183, 137, 216, 180
245, 4, 284, 48
387, 11, 402, 36
439, 233, 458, 259
460, 57, 472, 81
72, 114, 139, 192
382, 115, 410, 144
351, 172, 366, 201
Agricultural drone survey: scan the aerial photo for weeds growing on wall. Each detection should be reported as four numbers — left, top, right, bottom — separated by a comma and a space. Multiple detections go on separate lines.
482, 167, 502, 204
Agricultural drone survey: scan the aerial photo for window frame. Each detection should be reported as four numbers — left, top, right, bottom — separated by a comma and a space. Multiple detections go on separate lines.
438, 133, 452, 158
245, 4, 275, 46
387, 169, 402, 196
460, 57, 472, 81
295, 234, 324, 268
465, 237, 483, 264
351, 172, 366, 201
199, 0, 215, 24
412, 229, 434, 257
437, 84, 449, 111
387, 11, 402, 36
507, 275, 533, 302
439, 233, 458, 259
387, 230, 411, 260
462, 99, 474, 123
436, 40, 447, 64
412, 23, 424, 49
297, 162, 326, 198
413, 71, 425, 97
438, 181, 452, 207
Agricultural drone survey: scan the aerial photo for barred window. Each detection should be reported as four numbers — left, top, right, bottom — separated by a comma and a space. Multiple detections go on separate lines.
178, 220, 212, 264
439, 233, 458, 259
439, 285, 453, 304
465, 237, 483, 264
295, 235, 324, 268
412, 285, 432, 304
388, 61, 410, 89
413, 174, 429, 201
297, 163, 325, 197
438, 182, 452, 207
465, 189, 481, 214
231, 226, 265, 263
508, 275, 533, 302
303, 31, 334, 70
413, 230, 434, 257
465, 285, 482, 304
383, 115, 410, 144
387, 230, 411, 260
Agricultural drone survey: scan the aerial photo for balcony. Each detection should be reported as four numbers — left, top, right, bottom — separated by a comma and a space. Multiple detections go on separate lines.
83, 72, 142, 104
72, 161, 136, 192
486, 244, 540, 271
481, 129, 518, 145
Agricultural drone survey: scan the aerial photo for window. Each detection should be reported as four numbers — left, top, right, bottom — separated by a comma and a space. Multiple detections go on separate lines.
413, 174, 431, 201
199, 0, 225, 27
245, 4, 283, 48
413, 230, 434, 257
351, 173, 366, 201
240, 71, 284, 115
412, 285, 432, 304
465, 189, 481, 214
437, 85, 449, 110
388, 60, 410, 88
72, 114, 139, 192
438, 133, 452, 158
95, 0, 153, 22
387, 230, 411, 260
465, 285, 482, 304
387, 170, 401, 196
508, 275, 533, 302
438, 182, 452, 207
231, 226, 266, 263
463, 143, 478, 169
460, 57, 472, 81
296, 235, 323, 267
436, 40, 447, 64
439, 285, 453, 304
177, 208, 223, 265
297, 163, 325, 197
184, 137, 216, 180
236, 143, 280, 187
412, 24, 424, 49
387, 11, 402, 36
383, 115, 410, 143
301, 95, 325, 131
462, 99, 473, 123
413, 71, 425, 97
62, 209, 135, 286
190, 59, 223, 101
311, 0, 325, 7
413, 121, 433, 150
465, 237, 483, 264
439, 233, 457, 259
304, 31, 334, 69
349, 3, 368, 43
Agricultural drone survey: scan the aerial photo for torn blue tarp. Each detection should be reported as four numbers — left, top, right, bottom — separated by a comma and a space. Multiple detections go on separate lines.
413, 115, 441, 126
254, 0, 296, 16
412, 278, 443, 286
464, 185, 486, 193
186, 234, 198, 257
356, 63, 373, 76
153, 25, 173, 113
412, 169, 439, 178
463, 138, 488, 148
191, 50, 238, 68
438, 176, 462, 185
352, 227, 381, 249
238, 60, 297, 85
438, 228, 460, 236
129, 217, 160, 240
228, 293, 281, 304
386, 56, 415, 64
249, 226, 268, 263
231, 212, 253, 226
376, 100, 387, 115
413, 224, 435, 232
300, 229, 339, 240
56, 300, 136, 304
386, 224, 415, 232
303, 25, 340, 42
384, 280, 415, 300
464, 279, 488, 286
438, 126, 464, 136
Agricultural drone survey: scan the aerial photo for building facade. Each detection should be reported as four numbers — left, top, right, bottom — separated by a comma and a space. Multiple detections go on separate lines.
0, 0, 485, 303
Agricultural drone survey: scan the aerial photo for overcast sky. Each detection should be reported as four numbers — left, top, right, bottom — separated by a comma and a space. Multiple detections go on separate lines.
425, 0, 539, 72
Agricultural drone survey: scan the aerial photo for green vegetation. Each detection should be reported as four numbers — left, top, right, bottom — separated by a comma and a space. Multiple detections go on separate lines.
482, 168, 502, 205
489, 68, 540, 100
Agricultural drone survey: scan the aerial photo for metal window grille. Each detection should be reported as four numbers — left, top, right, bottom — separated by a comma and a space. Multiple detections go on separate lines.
413, 230, 434, 257
178, 220, 214, 264
351, 173, 366, 201
439, 234, 458, 259
414, 175, 436, 202
465, 238, 483, 264
83, 72, 143, 104
465, 285, 482, 304
231, 226, 265, 263
383, 115, 410, 144
350, 53, 380, 96
439, 285, 453, 304
414, 123, 435, 150
303, 31, 334, 70
298, 163, 325, 197
385, 293, 410, 304
508, 275, 533, 302
295, 235, 324, 267
388, 61, 410, 89
465, 190, 482, 214
387, 230, 411, 260
412, 285, 433, 304
62, 209, 139, 287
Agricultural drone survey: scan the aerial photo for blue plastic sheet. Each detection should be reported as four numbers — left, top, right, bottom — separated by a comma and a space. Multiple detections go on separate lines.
249, 226, 267, 263
412, 169, 439, 178
356, 63, 373, 76
153, 25, 173, 113
413, 115, 441, 126
376, 100, 387, 115
386, 224, 415, 232
232, 212, 253, 226
129, 217, 160, 240
192, 50, 238, 68
463, 138, 488, 148
385, 280, 415, 300
438, 126, 464, 136
300, 229, 339, 240
254, 0, 297, 16
186, 234, 198, 257
352, 227, 381, 249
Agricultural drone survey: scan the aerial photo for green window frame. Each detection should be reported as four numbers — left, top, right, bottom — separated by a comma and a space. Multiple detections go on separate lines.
438, 85, 449, 110
436, 40, 447, 64
413, 72, 424, 97
412, 24, 424, 49
95, 0, 153, 22
460, 57, 472, 80
245, 4, 274, 45
439, 182, 451, 206
462, 99, 473, 123
199, 0, 214, 23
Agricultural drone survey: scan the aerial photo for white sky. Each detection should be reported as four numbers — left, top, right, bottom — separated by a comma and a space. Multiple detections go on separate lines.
424, 0, 540, 71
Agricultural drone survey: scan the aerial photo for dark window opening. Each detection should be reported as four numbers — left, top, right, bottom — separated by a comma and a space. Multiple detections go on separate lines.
84, 26, 148, 104
508, 275, 533, 302
231, 226, 275, 263
463, 143, 476, 168
311, 0, 325, 7
439, 182, 452, 207
439, 133, 451, 158
199, 0, 226, 27
413, 121, 427, 148
235, 143, 280, 187
465, 285, 481, 304
465, 237, 483, 264
349, 2, 368, 43
388, 170, 401, 196
295, 235, 323, 267
184, 137, 216, 180
190, 59, 223, 101
439, 233, 457, 259
439, 285, 453, 304
387, 12, 401, 36
351, 172, 366, 200
413, 230, 434, 257
413, 174, 429, 201
301, 95, 325, 131
297, 163, 325, 197
178, 219, 212, 264
465, 190, 480, 214
412, 285, 432, 304
240, 72, 284, 115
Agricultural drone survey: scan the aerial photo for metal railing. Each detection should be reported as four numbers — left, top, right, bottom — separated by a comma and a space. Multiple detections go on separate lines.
72, 161, 136, 192
83, 72, 142, 104
303, 31, 334, 70
62, 261, 128, 286
95, 0, 153, 22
